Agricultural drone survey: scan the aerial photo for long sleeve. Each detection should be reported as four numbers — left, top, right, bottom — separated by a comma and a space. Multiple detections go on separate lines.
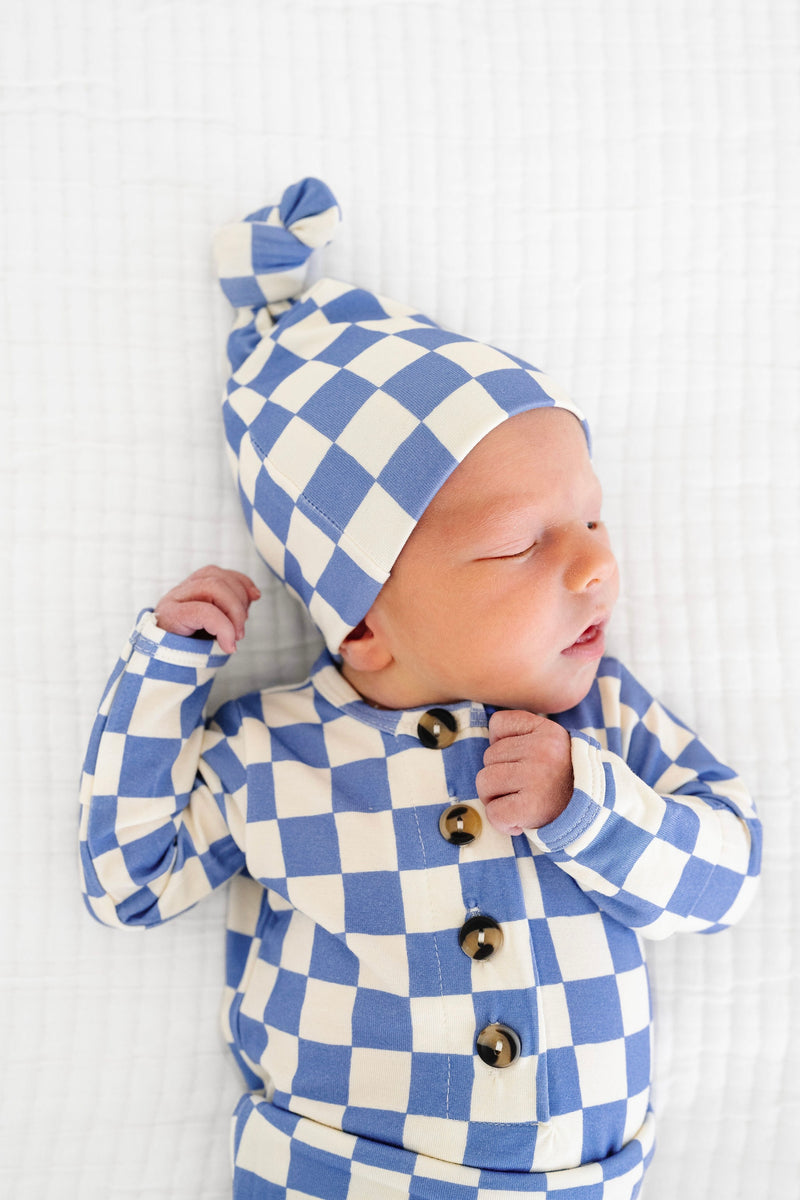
79, 611, 248, 928
532, 658, 762, 939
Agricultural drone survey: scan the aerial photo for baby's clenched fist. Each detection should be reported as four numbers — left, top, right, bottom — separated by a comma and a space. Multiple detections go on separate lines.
476, 710, 574, 835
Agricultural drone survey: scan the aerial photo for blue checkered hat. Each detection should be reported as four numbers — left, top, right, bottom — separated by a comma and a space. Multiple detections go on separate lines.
214, 178, 588, 653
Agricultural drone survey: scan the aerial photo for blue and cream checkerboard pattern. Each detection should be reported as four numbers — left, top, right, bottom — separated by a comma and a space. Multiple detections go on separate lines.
214, 179, 587, 652
79, 613, 760, 1197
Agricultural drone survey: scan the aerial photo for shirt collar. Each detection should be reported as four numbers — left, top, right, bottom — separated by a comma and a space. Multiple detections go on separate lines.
310, 649, 494, 741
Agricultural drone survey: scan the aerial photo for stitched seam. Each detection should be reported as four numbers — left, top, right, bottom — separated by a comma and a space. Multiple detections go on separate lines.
247, 431, 393, 575
410, 802, 452, 1120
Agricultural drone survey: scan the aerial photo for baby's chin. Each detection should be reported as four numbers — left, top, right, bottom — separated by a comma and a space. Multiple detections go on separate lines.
489, 664, 602, 718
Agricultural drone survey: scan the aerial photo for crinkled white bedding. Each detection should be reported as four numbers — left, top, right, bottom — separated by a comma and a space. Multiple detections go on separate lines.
2, 1, 798, 1196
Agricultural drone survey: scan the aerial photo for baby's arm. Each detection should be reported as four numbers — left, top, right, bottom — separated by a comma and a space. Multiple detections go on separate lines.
79, 567, 260, 928
478, 662, 761, 939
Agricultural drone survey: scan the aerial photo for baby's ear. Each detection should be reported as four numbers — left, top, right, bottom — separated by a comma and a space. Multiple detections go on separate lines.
338, 617, 393, 672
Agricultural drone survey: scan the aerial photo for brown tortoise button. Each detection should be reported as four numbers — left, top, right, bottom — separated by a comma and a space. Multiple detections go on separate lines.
458, 914, 504, 960
417, 708, 458, 749
438, 804, 482, 845
476, 1024, 521, 1068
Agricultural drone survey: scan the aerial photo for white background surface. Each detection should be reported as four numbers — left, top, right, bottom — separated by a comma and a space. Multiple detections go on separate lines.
2, 1, 798, 1196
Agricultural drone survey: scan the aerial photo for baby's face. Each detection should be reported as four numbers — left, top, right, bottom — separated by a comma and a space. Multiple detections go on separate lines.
364, 406, 619, 714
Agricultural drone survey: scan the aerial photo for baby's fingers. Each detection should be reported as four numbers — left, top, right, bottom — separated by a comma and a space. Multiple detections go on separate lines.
482, 794, 526, 837
156, 599, 240, 654
154, 565, 261, 653
475, 761, 524, 804
487, 709, 546, 746
181, 566, 260, 625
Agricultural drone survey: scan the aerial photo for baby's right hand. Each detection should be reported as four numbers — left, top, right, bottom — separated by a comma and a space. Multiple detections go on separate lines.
154, 565, 261, 655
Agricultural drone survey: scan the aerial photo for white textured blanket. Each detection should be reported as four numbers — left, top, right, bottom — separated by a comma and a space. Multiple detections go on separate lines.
2, 1, 797, 1196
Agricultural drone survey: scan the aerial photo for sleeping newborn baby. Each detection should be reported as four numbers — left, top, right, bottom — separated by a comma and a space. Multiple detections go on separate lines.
79, 178, 761, 1199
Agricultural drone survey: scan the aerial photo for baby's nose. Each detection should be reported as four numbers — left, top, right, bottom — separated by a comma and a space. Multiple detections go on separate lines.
564, 528, 617, 592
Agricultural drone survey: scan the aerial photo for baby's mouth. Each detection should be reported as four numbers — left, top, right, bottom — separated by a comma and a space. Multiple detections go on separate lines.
562, 619, 607, 658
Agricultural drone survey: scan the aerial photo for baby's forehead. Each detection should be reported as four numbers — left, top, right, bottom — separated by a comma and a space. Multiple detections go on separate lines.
437, 407, 591, 496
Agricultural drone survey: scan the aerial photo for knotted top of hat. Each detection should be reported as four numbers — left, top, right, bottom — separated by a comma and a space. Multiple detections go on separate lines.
214, 178, 587, 654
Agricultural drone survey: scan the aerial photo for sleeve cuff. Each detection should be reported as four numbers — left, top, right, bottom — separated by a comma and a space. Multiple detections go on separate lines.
128, 609, 231, 668
527, 732, 608, 853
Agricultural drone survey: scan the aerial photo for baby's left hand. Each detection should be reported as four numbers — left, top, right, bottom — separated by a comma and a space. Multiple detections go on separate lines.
476, 711, 574, 834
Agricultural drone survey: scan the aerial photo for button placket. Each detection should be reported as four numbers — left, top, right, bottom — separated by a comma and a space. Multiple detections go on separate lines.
433, 726, 521, 1070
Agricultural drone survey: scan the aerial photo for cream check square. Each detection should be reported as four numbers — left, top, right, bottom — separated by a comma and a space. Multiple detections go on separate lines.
258, 1027, 299, 1093
262, 685, 319, 729
342, 483, 417, 573
269, 359, 340, 415
434, 339, 520, 375
236, 433, 265, 503
471, 1052, 539, 1123
88, 731, 125, 795
322, 715, 386, 768
273, 910, 315, 977
624, 838, 691, 906
386, 745, 448, 809
271, 760, 332, 818
409, 993, 475, 1053
575, 1039, 629, 1107
337, 389, 420, 475
251, 506, 288, 581
399, 863, 464, 933
346, 336, 427, 386
298, 978, 356, 1044
549, 913, 616, 982
93, 845, 134, 896
531, 1111, 586, 1173
348, 1047, 411, 1111
286, 507, 336, 586
423, 379, 504, 457
469, 919, 537, 993
253, 265, 307, 305
335, 809, 399, 873
269, 416, 332, 488
347, 933, 409, 997
538, 982, 574, 1049
617, 965, 651, 1035
287, 874, 345, 935
240, 956, 279, 1021
402, 1114, 469, 1165
281, 307, 346, 362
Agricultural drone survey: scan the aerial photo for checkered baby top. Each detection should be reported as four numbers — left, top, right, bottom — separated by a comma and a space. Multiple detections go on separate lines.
79, 613, 761, 1197
214, 178, 588, 652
